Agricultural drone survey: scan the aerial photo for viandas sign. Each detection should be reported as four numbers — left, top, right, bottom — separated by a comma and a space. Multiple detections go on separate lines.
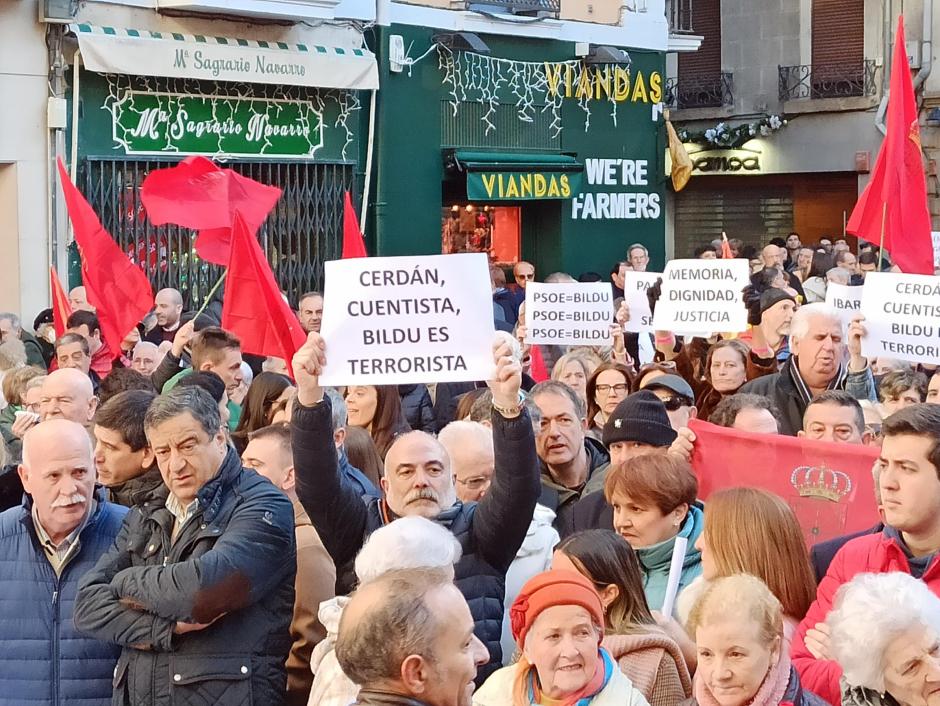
466, 171, 582, 200
112, 91, 323, 158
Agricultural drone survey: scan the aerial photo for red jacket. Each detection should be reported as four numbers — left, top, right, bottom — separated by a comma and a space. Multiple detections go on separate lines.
791, 532, 940, 705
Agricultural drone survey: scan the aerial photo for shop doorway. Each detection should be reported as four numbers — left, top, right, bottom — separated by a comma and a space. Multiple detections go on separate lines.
441, 203, 521, 265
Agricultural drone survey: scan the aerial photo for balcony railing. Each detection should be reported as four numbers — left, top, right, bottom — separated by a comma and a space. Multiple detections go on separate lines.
665, 72, 733, 110
467, 0, 559, 15
778, 60, 877, 101
668, 0, 693, 33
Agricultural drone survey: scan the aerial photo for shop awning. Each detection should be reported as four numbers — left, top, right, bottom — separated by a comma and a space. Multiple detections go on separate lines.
451, 151, 583, 201
71, 23, 379, 91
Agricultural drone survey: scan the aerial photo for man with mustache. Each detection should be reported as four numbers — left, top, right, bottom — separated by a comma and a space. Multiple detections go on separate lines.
290, 333, 541, 683
0, 419, 127, 705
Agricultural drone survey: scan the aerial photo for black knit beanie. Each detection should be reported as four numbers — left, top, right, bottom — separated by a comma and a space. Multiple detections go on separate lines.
602, 390, 677, 448
759, 288, 796, 315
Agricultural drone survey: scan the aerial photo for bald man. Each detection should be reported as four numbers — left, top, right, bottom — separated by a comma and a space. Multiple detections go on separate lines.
1, 419, 126, 704
759, 242, 806, 300
145, 288, 185, 345
39, 368, 98, 426
69, 285, 95, 312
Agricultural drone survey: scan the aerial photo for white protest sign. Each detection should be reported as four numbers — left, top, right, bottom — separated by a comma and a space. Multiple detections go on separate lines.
825, 283, 863, 328
319, 253, 496, 385
525, 282, 614, 345
860, 272, 940, 365
932, 231, 940, 267
652, 259, 750, 335
622, 271, 661, 333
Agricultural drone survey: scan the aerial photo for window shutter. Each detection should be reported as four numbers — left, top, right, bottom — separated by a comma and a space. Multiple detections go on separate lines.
812, 0, 863, 68
679, 0, 721, 77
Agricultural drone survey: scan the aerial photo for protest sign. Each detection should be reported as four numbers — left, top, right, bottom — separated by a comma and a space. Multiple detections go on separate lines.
689, 419, 880, 546
860, 271, 940, 365
933, 231, 940, 267
525, 282, 614, 345
824, 283, 863, 328
652, 259, 749, 335
622, 271, 661, 333
319, 253, 496, 385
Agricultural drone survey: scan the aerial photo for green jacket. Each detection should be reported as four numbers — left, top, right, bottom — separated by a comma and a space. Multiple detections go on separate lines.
637, 504, 704, 615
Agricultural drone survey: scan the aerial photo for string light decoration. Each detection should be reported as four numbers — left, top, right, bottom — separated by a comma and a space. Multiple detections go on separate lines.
438, 47, 626, 137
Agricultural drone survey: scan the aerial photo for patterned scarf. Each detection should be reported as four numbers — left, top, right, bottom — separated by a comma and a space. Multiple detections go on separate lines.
529, 647, 615, 706
789, 355, 848, 405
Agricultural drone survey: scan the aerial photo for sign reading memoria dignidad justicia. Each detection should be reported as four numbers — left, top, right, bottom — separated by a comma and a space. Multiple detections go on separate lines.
860, 272, 940, 365
112, 91, 323, 158
524, 282, 614, 345
652, 259, 750, 335
318, 253, 496, 386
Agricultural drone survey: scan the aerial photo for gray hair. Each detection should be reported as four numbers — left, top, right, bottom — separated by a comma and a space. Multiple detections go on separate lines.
826, 267, 850, 284
438, 420, 493, 457
531, 379, 588, 419
0, 312, 21, 331
25, 375, 47, 393
789, 302, 842, 344
323, 387, 348, 433
828, 572, 940, 692
544, 272, 577, 283
354, 516, 462, 585
0, 339, 27, 371
144, 385, 221, 437
628, 243, 649, 257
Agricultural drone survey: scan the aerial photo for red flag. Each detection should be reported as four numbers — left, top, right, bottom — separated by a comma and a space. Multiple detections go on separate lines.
846, 17, 933, 274
720, 232, 733, 259
342, 191, 368, 259
140, 157, 282, 265
56, 159, 153, 357
688, 418, 881, 546
49, 266, 72, 339
221, 211, 306, 377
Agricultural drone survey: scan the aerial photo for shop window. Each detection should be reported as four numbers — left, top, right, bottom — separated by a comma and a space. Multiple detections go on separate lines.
441, 204, 521, 264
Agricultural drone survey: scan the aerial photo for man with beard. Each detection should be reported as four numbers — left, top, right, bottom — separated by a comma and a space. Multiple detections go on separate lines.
144, 288, 185, 345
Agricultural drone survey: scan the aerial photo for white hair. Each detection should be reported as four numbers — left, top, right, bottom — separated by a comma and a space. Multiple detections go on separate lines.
789, 302, 842, 344
544, 272, 577, 283
239, 362, 254, 387
438, 420, 493, 457
354, 516, 462, 585
828, 572, 940, 692
826, 267, 850, 284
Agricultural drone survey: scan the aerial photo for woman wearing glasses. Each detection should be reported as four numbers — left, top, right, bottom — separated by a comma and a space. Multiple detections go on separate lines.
585, 363, 634, 440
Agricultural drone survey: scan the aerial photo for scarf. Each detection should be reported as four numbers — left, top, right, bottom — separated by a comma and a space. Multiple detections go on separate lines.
529, 647, 615, 706
693, 647, 791, 706
788, 356, 847, 405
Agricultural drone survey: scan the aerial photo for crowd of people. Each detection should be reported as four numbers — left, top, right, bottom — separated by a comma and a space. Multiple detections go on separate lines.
1, 230, 940, 706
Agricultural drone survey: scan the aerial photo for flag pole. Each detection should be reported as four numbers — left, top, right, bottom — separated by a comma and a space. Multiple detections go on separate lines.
878, 202, 887, 271
194, 271, 227, 319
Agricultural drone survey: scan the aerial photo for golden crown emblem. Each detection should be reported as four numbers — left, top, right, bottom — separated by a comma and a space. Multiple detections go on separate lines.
790, 465, 852, 502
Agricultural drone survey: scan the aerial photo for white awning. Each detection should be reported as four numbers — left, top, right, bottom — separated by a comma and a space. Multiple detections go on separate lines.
71, 23, 379, 91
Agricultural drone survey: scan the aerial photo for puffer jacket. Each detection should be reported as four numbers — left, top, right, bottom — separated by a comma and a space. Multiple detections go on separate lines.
792, 531, 940, 706
74, 447, 297, 705
292, 397, 541, 683
397, 384, 436, 434
0, 490, 127, 706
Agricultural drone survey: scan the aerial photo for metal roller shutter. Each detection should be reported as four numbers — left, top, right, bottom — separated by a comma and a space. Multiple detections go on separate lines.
812, 0, 863, 68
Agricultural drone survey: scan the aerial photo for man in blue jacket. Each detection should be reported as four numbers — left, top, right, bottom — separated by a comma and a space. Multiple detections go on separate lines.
0, 418, 127, 706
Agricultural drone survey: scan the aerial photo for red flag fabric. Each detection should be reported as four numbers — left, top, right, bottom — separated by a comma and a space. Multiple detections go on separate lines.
720, 232, 733, 259
56, 159, 154, 357
49, 266, 72, 339
688, 419, 881, 546
846, 17, 934, 274
342, 191, 368, 259
221, 211, 306, 377
140, 156, 282, 265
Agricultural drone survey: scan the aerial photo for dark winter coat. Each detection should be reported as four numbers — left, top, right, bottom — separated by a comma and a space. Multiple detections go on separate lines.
106, 466, 165, 509
291, 397, 541, 683
398, 384, 436, 434
538, 436, 610, 537
0, 490, 126, 706
20, 330, 47, 369
74, 447, 297, 706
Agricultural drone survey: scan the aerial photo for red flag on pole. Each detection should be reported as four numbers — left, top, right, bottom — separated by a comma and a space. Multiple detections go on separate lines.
56, 158, 154, 357
846, 16, 934, 274
49, 266, 72, 339
688, 418, 881, 546
720, 232, 734, 259
342, 191, 368, 259
221, 212, 307, 377
140, 157, 282, 265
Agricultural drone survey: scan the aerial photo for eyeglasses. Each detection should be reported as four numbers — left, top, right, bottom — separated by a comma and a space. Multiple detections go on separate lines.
517, 273, 535, 280
456, 476, 492, 491
659, 395, 693, 411
596, 383, 629, 395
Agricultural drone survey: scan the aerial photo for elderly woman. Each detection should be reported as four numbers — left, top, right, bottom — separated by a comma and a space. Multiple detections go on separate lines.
586, 363, 634, 439
474, 569, 650, 706
828, 572, 940, 706
684, 574, 826, 706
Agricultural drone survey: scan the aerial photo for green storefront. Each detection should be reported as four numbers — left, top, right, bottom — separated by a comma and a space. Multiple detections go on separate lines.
68, 22, 377, 306
367, 26, 667, 276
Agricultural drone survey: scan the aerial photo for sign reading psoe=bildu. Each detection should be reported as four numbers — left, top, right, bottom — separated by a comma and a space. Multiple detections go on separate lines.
524, 282, 614, 345
319, 253, 496, 386
652, 259, 750, 335
860, 272, 940, 365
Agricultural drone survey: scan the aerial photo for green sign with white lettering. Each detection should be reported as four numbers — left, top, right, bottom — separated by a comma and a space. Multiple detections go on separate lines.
111, 90, 323, 158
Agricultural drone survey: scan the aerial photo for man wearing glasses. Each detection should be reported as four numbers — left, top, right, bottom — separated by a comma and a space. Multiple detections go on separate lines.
640, 373, 698, 431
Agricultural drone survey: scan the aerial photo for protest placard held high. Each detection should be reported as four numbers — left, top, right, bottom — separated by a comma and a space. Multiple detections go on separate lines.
525, 282, 614, 345
860, 272, 940, 365
652, 259, 749, 335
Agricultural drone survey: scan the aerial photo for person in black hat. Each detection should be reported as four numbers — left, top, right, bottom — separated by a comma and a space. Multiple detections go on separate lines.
746, 287, 798, 369
640, 373, 698, 431
568, 391, 677, 532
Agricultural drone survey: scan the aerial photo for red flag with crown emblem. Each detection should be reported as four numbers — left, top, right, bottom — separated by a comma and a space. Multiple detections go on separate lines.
688, 419, 881, 546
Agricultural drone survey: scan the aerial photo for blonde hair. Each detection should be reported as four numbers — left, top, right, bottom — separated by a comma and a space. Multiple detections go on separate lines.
1, 366, 46, 406
688, 574, 783, 646
551, 352, 597, 382
702, 488, 816, 621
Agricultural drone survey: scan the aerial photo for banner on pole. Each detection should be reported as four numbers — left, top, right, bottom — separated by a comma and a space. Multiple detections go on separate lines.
319, 253, 496, 386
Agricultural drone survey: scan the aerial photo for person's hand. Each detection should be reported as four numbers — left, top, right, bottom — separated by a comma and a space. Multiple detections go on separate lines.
610, 323, 625, 353
805, 622, 832, 660
847, 314, 868, 372
616, 301, 631, 326
11, 412, 39, 439
668, 427, 696, 462
292, 333, 326, 407
170, 320, 196, 358
652, 610, 697, 671
174, 621, 212, 635
487, 338, 522, 414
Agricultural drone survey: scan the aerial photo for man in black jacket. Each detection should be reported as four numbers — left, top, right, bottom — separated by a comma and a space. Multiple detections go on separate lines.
75, 386, 296, 705
290, 333, 540, 681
